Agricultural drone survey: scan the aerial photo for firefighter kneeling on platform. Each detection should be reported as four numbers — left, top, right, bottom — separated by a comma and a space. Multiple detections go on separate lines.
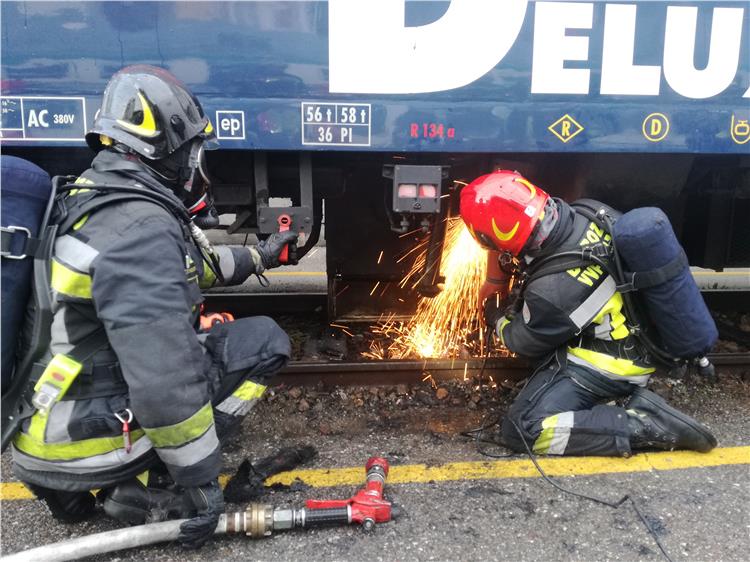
8, 66, 297, 548
460, 170, 717, 458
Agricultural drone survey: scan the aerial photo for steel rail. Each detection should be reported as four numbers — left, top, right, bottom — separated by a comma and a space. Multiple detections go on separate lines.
276, 357, 526, 385
273, 353, 750, 386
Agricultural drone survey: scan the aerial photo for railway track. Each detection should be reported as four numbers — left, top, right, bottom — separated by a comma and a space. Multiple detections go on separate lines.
207, 292, 750, 385
275, 352, 750, 386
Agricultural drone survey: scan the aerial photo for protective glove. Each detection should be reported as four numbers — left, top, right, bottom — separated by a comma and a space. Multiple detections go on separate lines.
253, 231, 299, 270
478, 251, 511, 312
483, 292, 508, 330
478, 280, 510, 314
178, 479, 225, 549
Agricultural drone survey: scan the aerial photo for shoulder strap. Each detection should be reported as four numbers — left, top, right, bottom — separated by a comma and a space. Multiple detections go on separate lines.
56, 191, 175, 235
571, 199, 617, 228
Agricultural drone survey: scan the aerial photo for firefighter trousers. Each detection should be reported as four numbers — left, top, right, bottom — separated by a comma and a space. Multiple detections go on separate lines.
501, 358, 637, 457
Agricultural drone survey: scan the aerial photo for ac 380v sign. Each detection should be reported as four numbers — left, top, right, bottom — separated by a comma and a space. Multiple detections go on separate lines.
328, 0, 749, 100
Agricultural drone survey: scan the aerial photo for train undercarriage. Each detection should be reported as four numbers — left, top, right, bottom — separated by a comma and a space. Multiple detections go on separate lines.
8, 147, 750, 322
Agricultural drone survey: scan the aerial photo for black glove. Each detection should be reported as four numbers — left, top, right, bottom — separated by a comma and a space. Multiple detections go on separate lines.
178, 479, 225, 549
255, 231, 299, 269
483, 292, 508, 328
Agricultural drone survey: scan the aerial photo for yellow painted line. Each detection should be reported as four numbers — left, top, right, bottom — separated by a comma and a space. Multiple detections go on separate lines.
2, 446, 747, 502
265, 445, 750, 487
264, 271, 326, 277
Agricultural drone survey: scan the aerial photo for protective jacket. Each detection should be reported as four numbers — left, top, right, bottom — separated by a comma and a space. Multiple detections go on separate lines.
497, 199, 655, 386
12, 150, 259, 491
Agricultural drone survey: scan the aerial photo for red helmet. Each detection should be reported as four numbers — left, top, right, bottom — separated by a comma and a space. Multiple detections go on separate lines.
460, 170, 550, 256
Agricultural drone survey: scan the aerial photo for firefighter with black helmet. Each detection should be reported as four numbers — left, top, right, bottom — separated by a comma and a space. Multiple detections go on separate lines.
11, 65, 297, 548
460, 170, 717, 458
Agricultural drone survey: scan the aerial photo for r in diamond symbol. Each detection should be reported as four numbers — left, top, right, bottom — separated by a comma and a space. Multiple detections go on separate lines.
548, 114, 584, 143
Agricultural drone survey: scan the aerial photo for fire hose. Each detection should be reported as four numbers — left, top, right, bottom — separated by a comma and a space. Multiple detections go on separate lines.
3, 457, 396, 562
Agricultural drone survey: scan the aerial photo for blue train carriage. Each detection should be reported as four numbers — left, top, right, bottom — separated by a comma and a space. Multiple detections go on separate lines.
1, 0, 748, 318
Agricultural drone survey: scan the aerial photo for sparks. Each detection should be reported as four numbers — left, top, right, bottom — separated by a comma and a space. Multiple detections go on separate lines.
369, 219, 491, 360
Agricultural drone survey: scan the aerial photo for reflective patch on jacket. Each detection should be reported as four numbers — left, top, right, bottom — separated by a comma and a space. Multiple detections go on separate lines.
50, 234, 99, 301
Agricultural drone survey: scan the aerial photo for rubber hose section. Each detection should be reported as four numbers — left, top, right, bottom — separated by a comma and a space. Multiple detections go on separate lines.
304, 507, 350, 527
2, 517, 226, 562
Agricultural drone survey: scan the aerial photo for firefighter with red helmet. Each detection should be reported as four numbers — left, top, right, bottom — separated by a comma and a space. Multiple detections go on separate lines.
460, 170, 716, 457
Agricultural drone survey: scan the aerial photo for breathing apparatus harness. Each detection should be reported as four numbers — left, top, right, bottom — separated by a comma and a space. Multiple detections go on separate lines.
500, 200, 709, 373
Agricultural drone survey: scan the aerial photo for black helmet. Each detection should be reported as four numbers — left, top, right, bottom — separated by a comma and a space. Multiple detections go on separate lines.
86, 65, 215, 159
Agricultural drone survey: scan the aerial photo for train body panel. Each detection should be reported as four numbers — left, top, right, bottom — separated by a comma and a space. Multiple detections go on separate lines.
1, 1, 749, 153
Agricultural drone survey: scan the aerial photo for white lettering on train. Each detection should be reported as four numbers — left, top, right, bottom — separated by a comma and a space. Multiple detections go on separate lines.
328, 0, 528, 94
328, 0, 747, 98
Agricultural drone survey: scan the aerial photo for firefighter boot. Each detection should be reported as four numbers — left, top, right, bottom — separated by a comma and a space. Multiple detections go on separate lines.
626, 387, 717, 453
103, 478, 188, 525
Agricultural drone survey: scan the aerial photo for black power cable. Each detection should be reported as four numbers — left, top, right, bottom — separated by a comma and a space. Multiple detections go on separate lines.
462, 331, 674, 562
460, 331, 515, 459
509, 419, 674, 562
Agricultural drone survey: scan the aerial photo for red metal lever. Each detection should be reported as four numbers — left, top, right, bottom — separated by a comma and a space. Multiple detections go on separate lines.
277, 214, 292, 263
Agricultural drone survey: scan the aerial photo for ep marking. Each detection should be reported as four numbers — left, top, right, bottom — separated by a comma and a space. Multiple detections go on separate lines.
216, 110, 245, 140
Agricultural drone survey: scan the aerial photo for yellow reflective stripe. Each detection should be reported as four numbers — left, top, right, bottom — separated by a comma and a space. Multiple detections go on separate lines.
497, 317, 511, 347
232, 380, 267, 401
144, 403, 214, 449
71, 177, 94, 195
533, 414, 559, 454
492, 217, 519, 242
136, 470, 149, 486
568, 347, 655, 376
199, 260, 217, 289
27, 411, 47, 442
51, 260, 92, 299
591, 292, 629, 340
72, 214, 89, 231
116, 92, 159, 137
513, 177, 537, 199
14, 429, 145, 461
